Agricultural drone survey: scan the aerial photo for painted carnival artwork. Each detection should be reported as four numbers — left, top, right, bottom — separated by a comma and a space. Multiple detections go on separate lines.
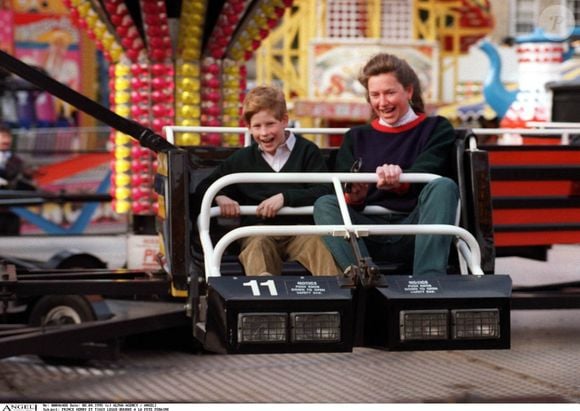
309, 40, 439, 103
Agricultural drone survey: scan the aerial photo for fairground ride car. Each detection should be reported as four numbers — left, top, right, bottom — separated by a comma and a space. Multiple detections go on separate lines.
0, 50, 511, 360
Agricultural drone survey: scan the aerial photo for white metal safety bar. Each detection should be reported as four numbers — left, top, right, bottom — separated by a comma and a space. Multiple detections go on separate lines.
165, 125, 580, 148
197, 172, 483, 278
210, 224, 482, 279
472, 127, 580, 145
163, 126, 350, 147
526, 121, 580, 128
204, 204, 403, 219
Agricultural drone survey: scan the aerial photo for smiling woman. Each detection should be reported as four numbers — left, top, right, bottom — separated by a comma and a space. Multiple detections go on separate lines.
314, 52, 459, 277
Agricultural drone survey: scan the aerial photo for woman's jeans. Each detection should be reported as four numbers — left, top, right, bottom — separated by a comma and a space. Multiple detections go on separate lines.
313, 177, 459, 276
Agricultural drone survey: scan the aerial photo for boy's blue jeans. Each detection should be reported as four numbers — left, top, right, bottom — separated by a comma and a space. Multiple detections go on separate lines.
313, 177, 459, 276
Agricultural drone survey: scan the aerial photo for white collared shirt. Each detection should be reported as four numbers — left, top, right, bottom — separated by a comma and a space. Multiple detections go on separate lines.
0, 151, 10, 169
259, 131, 296, 172
379, 107, 418, 128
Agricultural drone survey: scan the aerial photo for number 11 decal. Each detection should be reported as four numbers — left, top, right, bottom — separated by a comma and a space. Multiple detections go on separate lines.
242, 279, 279, 296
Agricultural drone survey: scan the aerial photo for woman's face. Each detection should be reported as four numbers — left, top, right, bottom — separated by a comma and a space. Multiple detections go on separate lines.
367, 72, 413, 126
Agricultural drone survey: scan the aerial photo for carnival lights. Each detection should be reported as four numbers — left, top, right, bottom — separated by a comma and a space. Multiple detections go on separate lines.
62, 0, 294, 213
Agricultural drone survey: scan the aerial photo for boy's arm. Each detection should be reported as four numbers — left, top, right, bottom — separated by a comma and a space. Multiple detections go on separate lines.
215, 194, 241, 217
191, 160, 239, 215
256, 193, 284, 218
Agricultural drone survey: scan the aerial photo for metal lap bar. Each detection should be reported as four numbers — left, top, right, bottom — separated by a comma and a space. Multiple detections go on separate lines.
164, 126, 353, 147
198, 172, 436, 276
472, 127, 580, 145
198, 172, 482, 278
333, 177, 356, 238
198, 203, 406, 267
210, 223, 483, 278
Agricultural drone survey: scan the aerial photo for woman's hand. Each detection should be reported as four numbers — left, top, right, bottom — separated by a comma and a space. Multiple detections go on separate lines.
376, 164, 402, 190
215, 195, 240, 217
256, 193, 284, 219
345, 183, 369, 204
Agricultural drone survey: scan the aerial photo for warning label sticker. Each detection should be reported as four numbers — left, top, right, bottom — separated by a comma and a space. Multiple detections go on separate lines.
288, 280, 326, 296
402, 279, 440, 294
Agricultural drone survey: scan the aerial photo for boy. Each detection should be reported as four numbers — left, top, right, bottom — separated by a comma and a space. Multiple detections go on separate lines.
193, 86, 339, 276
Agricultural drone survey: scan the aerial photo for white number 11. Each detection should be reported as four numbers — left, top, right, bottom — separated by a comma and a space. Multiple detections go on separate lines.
242, 279, 279, 296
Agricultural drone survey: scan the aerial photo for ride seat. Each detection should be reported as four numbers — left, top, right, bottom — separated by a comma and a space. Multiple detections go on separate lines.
188, 128, 495, 277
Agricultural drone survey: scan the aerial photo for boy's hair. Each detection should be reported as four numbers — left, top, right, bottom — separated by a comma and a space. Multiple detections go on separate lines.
0, 124, 12, 136
242, 85, 287, 125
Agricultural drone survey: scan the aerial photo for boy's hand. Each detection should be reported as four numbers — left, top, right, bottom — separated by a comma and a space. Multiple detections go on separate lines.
215, 195, 240, 217
376, 164, 402, 190
256, 193, 284, 219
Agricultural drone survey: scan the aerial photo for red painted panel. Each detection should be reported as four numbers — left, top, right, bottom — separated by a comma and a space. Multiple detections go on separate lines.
35, 153, 110, 185
495, 231, 580, 246
488, 150, 580, 165
491, 181, 574, 196
493, 209, 580, 224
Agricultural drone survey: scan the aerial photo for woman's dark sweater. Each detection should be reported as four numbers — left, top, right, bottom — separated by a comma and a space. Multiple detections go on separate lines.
335, 114, 456, 211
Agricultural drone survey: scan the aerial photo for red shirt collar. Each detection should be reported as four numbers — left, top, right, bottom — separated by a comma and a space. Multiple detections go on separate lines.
370, 113, 427, 133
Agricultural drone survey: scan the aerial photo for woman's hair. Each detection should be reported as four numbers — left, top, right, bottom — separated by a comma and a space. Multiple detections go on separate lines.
358, 53, 425, 113
242, 85, 288, 124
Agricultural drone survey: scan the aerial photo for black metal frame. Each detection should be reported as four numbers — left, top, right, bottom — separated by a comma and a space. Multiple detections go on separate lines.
0, 300, 188, 359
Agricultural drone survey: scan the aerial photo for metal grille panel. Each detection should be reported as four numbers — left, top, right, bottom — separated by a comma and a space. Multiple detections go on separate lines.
2, 317, 579, 403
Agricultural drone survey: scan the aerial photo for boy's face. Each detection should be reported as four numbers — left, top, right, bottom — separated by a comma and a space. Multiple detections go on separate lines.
0, 132, 12, 151
248, 109, 288, 155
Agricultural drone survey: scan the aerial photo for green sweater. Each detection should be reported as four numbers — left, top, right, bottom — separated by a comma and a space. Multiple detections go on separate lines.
193, 135, 332, 225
